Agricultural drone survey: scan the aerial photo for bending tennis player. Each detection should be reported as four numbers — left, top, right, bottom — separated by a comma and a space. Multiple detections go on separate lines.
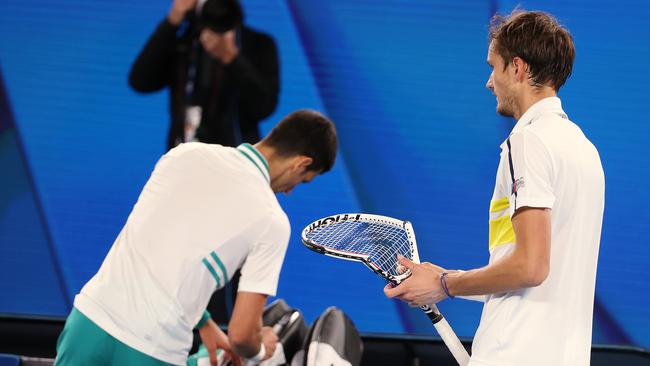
384, 10, 605, 366
54, 110, 337, 366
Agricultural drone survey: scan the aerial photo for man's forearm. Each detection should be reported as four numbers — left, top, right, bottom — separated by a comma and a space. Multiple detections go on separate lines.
128, 19, 177, 92
446, 250, 546, 297
228, 291, 267, 358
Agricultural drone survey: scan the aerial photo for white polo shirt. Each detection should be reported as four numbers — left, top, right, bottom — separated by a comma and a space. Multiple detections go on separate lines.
469, 97, 605, 366
74, 142, 290, 365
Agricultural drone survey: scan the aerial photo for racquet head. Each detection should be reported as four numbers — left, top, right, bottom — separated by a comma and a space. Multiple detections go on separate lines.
301, 213, 420, 284
302, 214, 470, 366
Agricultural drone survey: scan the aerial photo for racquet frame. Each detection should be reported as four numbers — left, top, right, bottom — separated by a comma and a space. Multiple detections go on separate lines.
301, 213, 470, 366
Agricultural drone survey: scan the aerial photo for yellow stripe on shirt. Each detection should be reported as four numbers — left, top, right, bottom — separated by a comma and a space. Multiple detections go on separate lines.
489, 197, 510, 213
489, 198, 515, 250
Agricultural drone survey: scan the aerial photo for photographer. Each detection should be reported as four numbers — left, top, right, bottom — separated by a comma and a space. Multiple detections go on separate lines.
129, 0, 279, 150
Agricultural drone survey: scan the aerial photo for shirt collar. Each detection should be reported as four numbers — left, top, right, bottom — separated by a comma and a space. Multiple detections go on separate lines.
510, 96, 567, 135
236, 143, 270, 184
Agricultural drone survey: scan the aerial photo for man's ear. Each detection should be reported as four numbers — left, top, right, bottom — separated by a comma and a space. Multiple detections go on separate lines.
512, 57, 528, 82
294, 156, 313, 171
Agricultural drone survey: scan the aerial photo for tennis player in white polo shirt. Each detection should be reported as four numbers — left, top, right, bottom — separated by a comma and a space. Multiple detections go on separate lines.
385, 10, 605, 366
54, 110, 338, 366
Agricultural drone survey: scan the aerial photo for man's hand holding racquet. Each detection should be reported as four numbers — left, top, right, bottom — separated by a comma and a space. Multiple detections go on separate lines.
384, 255, 450, 306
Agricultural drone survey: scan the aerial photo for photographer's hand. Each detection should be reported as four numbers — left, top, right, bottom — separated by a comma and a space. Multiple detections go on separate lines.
168, 0, 198, 26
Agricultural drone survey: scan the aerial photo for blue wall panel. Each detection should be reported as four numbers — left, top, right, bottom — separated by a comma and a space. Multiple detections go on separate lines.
0, 73, 68, 316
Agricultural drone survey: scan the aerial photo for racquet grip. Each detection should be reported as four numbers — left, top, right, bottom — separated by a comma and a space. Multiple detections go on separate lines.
434, 317, 470, 366
421, 304, 470, 366
420, 304, 443, 323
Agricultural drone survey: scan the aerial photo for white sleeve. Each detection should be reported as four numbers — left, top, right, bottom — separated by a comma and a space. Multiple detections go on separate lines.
507, 130, 555, 216
238, 212, 291, 296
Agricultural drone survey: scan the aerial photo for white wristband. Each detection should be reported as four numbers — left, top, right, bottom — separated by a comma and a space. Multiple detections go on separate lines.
249, 343, 266, 363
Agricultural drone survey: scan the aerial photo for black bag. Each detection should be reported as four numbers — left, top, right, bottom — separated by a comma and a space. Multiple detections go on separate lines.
292, 307, 363, 366
262, 299, 309, 365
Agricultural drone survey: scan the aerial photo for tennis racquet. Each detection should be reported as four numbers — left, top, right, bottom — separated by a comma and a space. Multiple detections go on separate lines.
301, 213, 470, 366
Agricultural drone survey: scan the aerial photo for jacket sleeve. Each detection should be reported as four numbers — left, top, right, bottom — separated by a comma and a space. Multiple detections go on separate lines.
128, 19, 180, 93
226, 33, 280, 125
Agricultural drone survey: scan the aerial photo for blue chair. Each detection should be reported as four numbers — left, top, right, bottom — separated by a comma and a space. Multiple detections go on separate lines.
0, 354, 20, 366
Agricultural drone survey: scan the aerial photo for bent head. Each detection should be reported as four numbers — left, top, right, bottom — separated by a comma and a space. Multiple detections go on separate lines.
259, 110, 338, 194
199, 0, 243, 33
486, 10, 575, 117
198, 0, 243, 59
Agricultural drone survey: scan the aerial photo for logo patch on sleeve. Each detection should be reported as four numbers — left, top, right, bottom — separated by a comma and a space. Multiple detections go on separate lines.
512, 177, 525, 195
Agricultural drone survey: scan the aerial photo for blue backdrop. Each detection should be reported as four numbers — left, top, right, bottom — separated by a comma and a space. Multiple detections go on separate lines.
1, 0, 649, 348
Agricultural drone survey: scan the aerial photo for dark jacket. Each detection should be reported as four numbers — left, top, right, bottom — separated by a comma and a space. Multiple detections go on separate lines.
129, 19, 279, 150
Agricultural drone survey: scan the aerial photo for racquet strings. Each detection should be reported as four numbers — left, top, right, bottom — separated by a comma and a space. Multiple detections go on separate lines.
305, 221, 413, 279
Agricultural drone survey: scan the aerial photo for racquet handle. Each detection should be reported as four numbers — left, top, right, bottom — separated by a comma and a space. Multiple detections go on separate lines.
420, 304, 470, 366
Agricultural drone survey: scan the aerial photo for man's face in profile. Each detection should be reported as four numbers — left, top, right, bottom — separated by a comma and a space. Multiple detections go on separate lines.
486, 41, 517, 118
